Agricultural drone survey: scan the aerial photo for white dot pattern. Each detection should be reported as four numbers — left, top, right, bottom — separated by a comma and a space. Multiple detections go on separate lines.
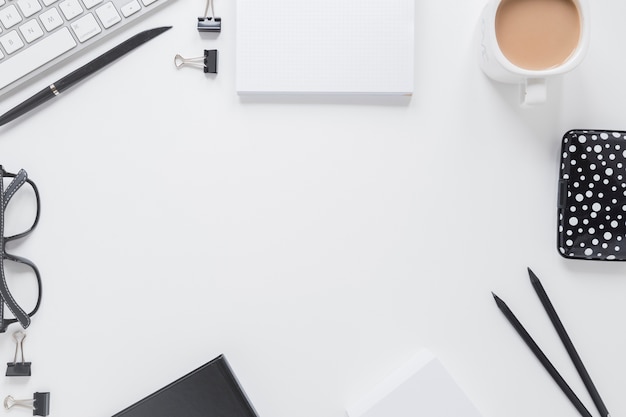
558, 130, 626, 260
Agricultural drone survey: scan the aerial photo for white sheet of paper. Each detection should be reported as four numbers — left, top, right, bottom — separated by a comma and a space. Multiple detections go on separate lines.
346, 350, 483, 417
235, 0, 415, 95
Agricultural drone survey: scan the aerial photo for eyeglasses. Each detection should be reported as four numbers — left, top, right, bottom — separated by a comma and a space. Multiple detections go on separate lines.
0, 166, 42, 333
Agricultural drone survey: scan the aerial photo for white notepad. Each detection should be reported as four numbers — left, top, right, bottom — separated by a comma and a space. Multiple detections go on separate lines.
235, 0, 415, 95
346, 350, 483, 417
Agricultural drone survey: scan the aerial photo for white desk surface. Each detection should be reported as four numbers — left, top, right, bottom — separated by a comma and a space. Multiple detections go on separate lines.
1, 1, 626, 416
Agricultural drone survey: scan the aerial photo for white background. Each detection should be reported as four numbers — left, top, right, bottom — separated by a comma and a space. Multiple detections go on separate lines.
1, 1, 626, 417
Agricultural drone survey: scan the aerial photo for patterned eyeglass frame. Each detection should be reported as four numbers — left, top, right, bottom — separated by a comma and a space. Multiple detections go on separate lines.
0, 166, 42, 333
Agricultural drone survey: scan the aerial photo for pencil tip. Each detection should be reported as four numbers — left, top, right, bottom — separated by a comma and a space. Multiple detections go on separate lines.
491, 292, 507, 310
527, 267, 538, 281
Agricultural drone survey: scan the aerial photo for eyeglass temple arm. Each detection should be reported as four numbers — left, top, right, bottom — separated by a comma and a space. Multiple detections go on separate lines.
2, 172, 41, 242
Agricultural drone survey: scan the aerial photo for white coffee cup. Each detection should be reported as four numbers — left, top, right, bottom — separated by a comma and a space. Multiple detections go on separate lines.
479, 0, 589, 106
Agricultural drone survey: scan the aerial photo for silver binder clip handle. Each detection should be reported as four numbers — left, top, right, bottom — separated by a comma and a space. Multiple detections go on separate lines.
13, 331, 26, 364
174, 54, 198, 69
4, 395, 32, 410
202, 0, 214, 21
4, 393, 50, 416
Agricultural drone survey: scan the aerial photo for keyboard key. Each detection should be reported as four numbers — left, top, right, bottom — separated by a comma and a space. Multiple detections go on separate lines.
17, 0, 42, 18
19, 19, 44, 42
59, 0, 83, 20
0, 5, 23, 29
70, 12, 101, 42
39, 7, 63, 31
42, 0, 58, 6
95, 2, 120, 28
141, 0, 156, 6
0, 30, 24, 54
82, 0, 102, 8
120, 0, 140, 17
0, 27, 76, 90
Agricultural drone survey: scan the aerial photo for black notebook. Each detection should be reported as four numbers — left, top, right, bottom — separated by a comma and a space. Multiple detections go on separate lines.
112, 354, 259, 417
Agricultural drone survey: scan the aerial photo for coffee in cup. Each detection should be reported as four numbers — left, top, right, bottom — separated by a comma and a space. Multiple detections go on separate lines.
496, 0, 580, 70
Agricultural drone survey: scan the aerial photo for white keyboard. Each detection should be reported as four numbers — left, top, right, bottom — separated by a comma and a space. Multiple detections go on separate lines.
0, 0, 172, 98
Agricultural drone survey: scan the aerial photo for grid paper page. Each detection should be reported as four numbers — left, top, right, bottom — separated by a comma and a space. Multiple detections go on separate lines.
235, 0, 415, 94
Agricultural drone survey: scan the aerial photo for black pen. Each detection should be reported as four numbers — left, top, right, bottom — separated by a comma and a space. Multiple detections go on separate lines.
0, 26, 172, 127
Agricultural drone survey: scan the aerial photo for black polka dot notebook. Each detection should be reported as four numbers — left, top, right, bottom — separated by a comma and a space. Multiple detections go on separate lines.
558, 129, 626, 260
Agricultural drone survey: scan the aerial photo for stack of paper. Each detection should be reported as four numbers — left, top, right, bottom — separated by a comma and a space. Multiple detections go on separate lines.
346, 350, 483, 417
235, 0, 415, 95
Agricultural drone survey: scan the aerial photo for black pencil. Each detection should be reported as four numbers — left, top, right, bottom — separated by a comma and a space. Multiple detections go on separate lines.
528, 268, 610, 417
492, 292, 593, 417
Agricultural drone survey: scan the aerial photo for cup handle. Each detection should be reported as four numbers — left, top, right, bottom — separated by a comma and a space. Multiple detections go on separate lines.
521, 78, 547, 106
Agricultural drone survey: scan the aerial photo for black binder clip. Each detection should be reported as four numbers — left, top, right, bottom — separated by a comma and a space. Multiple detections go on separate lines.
174, 50, 218, 74
197, 0, 221, 32
4, 392, 50, 416
6, 331, 31, 377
